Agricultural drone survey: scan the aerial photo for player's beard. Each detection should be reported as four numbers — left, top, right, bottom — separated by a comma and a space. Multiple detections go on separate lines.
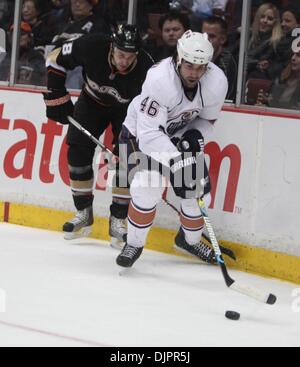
182, 77, 199, 89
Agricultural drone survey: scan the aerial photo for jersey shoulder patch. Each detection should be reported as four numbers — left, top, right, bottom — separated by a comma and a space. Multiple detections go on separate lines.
143, 58, 180, 106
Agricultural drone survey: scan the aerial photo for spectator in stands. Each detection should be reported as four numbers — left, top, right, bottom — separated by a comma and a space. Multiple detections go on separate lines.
247, 3, 283, 80
185, 0, 228, 31
22, 0, 54, 47
225, 0, 243, 62
0, 0, 14, 31
169, 0, 193, 12
51, 0, 112, 90
146, 0, 170, 14
271, 4, 300, 79
0, 22, 46, 85
256, 51, 300, 110
134, 0, 170, 44
51, 0, 111, 46
202, 16, 237, 101
151, 10, 190, 61
93, 0, 122, 27
46, 0, 71, 37
281, 4, 300, 36
190, 0, 228, 24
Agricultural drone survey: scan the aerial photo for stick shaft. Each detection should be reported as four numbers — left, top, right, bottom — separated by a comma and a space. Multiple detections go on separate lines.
68, 116, 115, 156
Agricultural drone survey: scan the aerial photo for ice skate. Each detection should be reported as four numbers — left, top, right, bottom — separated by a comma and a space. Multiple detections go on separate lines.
63, 207, 94, 240
174, 228, 217, 264
116, 243, 143, 268
109, 216, 127, 250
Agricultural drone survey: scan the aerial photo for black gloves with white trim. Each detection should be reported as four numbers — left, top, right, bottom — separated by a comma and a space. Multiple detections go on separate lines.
43, 89, 74, 125
170, 129, 205, 199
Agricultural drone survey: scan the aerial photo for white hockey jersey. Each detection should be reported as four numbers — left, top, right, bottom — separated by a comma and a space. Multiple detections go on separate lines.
124, 57, 228, 164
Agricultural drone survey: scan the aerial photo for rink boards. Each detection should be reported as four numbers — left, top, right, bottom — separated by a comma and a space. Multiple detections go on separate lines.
0, 88, 300, 284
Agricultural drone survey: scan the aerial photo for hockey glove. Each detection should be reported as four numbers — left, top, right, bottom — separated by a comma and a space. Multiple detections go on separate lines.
43, 89, 74, 125
178, 129, 205, 155
169, 130, 205, 199
169, 153, 202, 199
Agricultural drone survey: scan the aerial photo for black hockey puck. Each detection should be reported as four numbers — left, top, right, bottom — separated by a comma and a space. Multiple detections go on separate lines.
225, 311, 240, 321
267, 294, 277, 305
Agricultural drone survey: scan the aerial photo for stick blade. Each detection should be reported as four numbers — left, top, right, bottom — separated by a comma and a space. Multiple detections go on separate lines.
230, 282, 277, 305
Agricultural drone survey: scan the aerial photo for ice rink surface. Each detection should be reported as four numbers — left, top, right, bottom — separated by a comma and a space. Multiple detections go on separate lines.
0, 222, 299, 347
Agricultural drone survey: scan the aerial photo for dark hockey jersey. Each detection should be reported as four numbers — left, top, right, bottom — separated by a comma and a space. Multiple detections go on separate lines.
46, 33, 154, 110
51, 13, 111, 47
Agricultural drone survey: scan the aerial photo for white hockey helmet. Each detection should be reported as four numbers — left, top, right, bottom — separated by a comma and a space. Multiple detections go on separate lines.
177, 30, 214, 66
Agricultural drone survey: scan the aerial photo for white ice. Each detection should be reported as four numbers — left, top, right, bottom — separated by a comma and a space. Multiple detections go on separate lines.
0, 222, 299, 347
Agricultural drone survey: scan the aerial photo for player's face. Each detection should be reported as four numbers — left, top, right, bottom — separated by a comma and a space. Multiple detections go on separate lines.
113, 48, 137, 73
180, 60, 208, 88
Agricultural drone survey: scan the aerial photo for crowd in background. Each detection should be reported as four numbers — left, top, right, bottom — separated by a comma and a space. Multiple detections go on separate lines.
0, 0, 299, 110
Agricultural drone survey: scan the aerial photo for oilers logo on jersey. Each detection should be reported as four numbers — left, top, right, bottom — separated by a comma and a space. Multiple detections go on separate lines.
166, 109, 201, 136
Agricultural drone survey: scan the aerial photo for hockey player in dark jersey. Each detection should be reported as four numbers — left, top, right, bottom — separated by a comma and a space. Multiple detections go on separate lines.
44, 24, 154, 241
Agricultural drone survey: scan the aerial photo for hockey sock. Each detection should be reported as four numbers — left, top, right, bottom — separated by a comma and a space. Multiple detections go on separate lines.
127, 200, 157, 248
180, 199, 205, 245
110, 187, 131, 219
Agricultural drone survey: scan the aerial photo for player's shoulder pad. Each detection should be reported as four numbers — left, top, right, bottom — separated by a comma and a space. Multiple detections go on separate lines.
143, 58, 177, 103
203, 62, 228, 98
139, 48, 155, 65
74, 32, 110, 46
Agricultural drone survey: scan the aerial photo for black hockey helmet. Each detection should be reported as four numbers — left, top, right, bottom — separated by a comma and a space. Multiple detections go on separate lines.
112, 24, 142, 53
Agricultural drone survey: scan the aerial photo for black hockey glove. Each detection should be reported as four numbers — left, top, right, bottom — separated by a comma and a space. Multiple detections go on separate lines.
177, 129, 205, 155
169, 130, 205, 199
43, 89, 74, 125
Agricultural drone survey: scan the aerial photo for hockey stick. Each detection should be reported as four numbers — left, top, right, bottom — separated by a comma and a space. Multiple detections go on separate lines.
68, 115, 236, 261
68, 116, 115, 157
198, 198, 277, 305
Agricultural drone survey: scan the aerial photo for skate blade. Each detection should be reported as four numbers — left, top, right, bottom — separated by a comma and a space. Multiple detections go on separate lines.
110, 237, 125, 250
64, 226, 92, 241
173, 244, 215, 265
118, 267, 132, 276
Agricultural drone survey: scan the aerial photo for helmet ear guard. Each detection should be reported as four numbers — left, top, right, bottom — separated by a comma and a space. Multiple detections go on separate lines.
177, 30, 214, 67
112, 24, 142, 53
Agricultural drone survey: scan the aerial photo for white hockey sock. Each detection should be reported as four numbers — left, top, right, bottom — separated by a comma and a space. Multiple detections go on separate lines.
180, 199, 205, 245
127, 200, 157, 248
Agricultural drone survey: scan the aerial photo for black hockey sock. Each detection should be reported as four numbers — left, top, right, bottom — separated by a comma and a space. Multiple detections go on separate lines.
73, 195, 94, 211
110, 201, 129, 219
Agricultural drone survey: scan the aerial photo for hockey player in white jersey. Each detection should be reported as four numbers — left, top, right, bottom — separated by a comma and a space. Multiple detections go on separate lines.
116, 30, 228, 268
